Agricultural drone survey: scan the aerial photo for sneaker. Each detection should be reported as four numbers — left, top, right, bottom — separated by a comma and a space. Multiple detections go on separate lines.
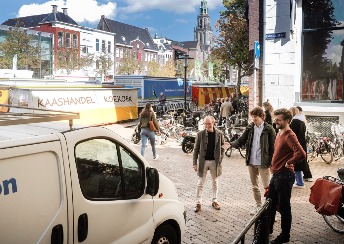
270, 234, 290, 243
250, 206, 261, 215
304, 178, 314, 182
212, 202, 221, 210
153, 155, 159, 160
293, 184, 305, 188
194, 204, 201, 213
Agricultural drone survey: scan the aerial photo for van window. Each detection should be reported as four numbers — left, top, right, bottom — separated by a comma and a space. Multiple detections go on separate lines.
75, 138, 144, 200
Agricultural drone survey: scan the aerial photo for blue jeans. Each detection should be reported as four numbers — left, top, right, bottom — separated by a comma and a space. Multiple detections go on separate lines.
267, 170, 295, 239
295, 171, 304, 186
140, 128, 157, 158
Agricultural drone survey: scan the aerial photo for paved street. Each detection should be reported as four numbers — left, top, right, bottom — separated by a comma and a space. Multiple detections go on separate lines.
112, 122, 344, 244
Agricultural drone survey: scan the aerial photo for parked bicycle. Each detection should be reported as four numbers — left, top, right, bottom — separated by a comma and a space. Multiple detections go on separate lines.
306, 131, 334, 164
331, 123, 344, 161
322, 168, 344, 234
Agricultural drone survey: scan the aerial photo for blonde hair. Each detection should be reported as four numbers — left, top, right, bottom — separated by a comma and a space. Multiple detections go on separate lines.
289, 106, 300, 117
262, 100, 274, 119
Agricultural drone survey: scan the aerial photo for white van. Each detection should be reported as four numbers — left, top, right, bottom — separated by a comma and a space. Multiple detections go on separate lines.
0, 107, 186, 244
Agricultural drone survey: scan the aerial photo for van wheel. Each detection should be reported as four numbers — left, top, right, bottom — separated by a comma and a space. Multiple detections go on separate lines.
152, 224, 178, 244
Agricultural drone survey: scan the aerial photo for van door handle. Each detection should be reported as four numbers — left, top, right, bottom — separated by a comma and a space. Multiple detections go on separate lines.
51, 224, 63, 244
78, 213, 88, 242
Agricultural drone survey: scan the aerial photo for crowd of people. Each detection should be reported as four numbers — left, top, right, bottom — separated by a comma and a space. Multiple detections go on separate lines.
137, 92, 313, 243
192, 101, 312, 244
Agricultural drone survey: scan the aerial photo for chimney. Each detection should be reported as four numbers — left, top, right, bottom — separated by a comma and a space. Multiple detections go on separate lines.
62, 8, 68, 16
52, 5, 58, 13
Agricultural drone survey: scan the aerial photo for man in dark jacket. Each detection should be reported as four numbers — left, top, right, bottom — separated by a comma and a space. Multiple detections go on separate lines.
229, 106, 276, 215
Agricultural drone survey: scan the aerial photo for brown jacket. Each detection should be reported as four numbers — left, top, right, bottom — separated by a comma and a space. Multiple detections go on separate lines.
193, 128, 225, 177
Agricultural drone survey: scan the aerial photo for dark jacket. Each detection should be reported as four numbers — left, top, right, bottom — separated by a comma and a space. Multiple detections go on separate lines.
265, 110, 272, 125
230, 122, 276, 168
193, 128, 225, 177
290, 117, 307, 171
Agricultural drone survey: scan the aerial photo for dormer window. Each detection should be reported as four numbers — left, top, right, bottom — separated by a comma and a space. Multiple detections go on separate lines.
137, 44, 140, 49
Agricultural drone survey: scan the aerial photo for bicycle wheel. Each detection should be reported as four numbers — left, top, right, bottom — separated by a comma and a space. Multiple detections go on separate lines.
319, 142, 333, 164
239, 146, 246, 158
225, 148, 232, 157
323, 214, 344, 234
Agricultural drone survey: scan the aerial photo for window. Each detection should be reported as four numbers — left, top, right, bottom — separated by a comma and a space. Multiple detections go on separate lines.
65, 33, 71, 48
75, 138, 144, 200
302, 0, 344, 102
73, 34, 78, 48
108, 41, 111, 53
102, 40, 106, 52
81, 46, 88, 54
116, 48, 119, 58
120, 49, 123, 58
58, 32, 63, 47
96, 39, 99, 51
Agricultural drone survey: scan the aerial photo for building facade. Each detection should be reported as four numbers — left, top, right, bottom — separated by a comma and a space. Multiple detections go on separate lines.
2, 5, 115, 82
97, 16, 158, 76
0, 25, 53, 78
249, 0, 344, 123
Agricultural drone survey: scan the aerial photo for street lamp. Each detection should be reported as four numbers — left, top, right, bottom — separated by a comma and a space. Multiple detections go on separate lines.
178, 54, 192, 127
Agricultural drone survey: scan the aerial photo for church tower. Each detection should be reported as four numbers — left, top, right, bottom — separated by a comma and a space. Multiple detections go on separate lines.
194, 0, 213, 51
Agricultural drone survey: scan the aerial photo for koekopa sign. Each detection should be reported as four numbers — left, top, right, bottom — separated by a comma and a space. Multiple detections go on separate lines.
31, 89, 138, 125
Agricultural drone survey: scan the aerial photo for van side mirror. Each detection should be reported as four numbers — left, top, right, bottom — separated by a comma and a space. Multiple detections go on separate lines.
146, 167, 159, 196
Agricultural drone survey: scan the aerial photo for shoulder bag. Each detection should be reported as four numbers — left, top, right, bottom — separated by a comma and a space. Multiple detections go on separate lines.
149, 113, 157, 131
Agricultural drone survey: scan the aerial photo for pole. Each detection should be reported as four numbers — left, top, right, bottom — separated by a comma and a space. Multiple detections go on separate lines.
183, 60, 187, 127
254, 61, 257, 107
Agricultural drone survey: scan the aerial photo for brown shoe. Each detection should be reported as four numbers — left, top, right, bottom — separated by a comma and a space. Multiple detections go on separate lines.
194, 204, 201, 213
212, 202, 221, 210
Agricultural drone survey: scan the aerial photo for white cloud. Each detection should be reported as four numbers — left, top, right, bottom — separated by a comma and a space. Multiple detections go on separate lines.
17, 0, 116, 24
119, 0, 223, 14
325, 44, 343, 64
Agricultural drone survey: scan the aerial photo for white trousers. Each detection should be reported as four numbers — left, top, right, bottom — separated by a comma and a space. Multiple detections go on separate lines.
196, 160, 219, 204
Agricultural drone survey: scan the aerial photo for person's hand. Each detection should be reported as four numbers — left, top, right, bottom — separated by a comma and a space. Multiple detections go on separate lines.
222, 142, 231, 150
193, 165, 197, 171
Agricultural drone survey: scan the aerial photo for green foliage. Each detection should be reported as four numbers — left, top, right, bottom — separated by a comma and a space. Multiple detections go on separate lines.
0, 23, 40, 70
212, 0, 249, 92
117, 49, 140, 75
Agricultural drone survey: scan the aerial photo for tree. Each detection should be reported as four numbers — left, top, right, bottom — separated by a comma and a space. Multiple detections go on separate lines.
117, 50, 139, 75
0, 22, 40, 72
212, 0, 249, 93
160, 60, 177, 77
303, 0, 339, 79
147, 61, 160, 76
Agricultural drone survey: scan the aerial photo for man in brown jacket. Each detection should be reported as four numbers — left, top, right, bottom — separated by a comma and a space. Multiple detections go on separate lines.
193, 116, 225, 212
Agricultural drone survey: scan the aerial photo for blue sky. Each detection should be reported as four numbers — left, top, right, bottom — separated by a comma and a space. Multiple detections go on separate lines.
0, 0, 225, 42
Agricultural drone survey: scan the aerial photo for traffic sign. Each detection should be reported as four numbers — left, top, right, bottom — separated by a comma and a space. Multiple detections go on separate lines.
254, 41, 260, 59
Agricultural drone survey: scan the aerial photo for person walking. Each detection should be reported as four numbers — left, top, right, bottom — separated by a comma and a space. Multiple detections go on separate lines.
219, 97, 234, 127
268, 108, 306, 244
289, 107, 308, 188
193, 116, 225, 212
138, 103, 160, 160
228, 106, 276, 215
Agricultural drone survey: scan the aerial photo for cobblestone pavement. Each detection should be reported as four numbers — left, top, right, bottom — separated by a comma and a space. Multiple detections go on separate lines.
112, 123, 344, 244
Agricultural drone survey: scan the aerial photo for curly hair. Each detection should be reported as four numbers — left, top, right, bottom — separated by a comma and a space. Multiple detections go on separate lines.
274, 108, 292, 122
249, 106, 266, 120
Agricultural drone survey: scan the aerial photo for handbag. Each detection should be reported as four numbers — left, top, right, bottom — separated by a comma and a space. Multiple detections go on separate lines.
149, 114, 157, 131
309, 177, 343, 215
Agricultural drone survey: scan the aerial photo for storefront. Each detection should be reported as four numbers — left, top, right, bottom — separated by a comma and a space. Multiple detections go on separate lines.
261, 0, 344, 123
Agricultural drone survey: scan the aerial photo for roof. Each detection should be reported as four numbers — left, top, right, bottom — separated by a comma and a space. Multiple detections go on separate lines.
180, 41, 198, 49
97, 17, 157, 51
2, 12, 78, 28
